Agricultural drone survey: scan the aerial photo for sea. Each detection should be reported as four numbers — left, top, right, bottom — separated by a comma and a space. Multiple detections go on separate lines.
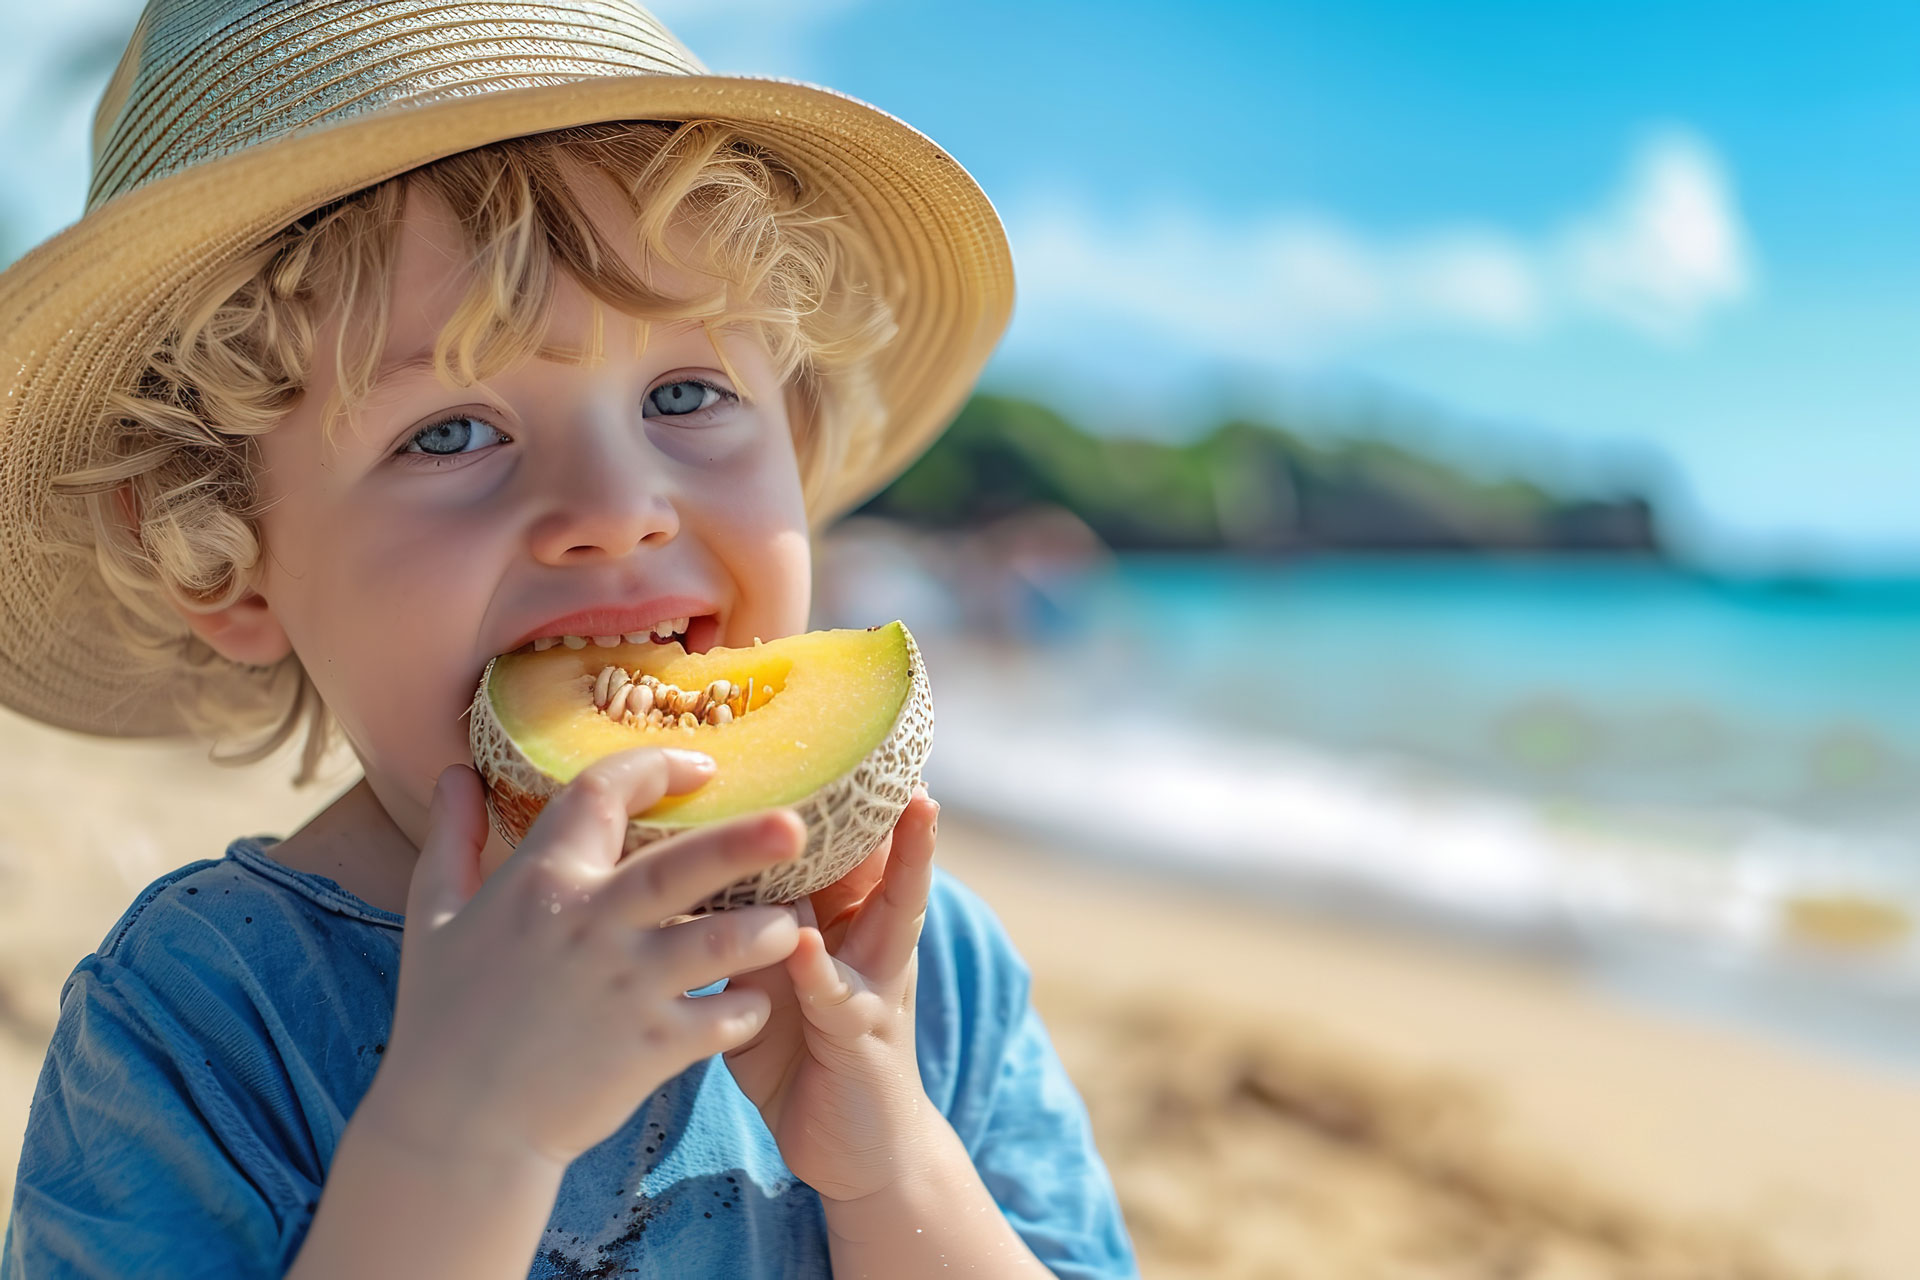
837, 551, 1920, 1077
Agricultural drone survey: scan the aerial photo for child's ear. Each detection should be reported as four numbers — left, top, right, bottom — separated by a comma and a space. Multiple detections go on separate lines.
171, 586, 294, 666
114, 483, 294, 666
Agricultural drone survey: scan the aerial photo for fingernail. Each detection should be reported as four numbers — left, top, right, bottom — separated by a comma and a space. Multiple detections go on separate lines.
795, 896, 818, 929
663, 749, 715, 768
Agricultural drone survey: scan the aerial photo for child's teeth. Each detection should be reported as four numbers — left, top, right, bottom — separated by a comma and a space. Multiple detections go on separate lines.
523, 618, 697, 650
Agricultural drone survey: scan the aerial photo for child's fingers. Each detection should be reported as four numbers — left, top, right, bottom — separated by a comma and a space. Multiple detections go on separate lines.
647, 904, 801, 995
717, 953, 797, 1056
839, 789, 938, 978
676, 984, 775, 1059
407, 765, 489, 933
525, 748, 717, 876
786, 927, 866, 1031
809, 833, 891, 949
599, 809, 804, 924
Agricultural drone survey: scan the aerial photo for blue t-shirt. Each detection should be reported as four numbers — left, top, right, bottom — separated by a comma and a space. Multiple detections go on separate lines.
1, 837, 1136, 1278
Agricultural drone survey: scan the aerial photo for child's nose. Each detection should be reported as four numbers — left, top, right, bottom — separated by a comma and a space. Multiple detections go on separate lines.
524, 423, 679, 564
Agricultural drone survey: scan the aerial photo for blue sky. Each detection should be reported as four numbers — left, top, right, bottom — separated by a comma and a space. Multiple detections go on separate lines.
4, 0, 1918, 567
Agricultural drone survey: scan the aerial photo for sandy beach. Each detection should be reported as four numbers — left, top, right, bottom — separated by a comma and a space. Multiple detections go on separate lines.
940, 819, 1920, 1279
1, 709, 1917, 1278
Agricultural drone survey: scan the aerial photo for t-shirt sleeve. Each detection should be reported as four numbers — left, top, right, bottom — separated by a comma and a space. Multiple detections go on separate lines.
2, 955, 318, 1279
917, 871, 1139, 1280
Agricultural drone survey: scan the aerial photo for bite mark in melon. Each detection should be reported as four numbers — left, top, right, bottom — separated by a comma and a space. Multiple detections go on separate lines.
469, 621, 933, 913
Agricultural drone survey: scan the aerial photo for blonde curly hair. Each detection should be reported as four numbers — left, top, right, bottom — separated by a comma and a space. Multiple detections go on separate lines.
48, 119, 899, 786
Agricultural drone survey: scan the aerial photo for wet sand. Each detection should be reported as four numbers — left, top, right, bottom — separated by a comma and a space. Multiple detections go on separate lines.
0, 711, 1915, 1276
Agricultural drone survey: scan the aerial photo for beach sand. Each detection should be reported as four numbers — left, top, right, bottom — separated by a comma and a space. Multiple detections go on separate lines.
939, 820, 1920, 1280
0, 711, 1916, 1277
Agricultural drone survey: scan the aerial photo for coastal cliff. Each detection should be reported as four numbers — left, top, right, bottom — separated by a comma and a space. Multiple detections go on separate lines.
860, 393, 1662, 556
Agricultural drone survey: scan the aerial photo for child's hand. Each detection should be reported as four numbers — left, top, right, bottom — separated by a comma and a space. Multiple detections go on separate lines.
723, 786, 940, 1202
357, 749, 806, 1172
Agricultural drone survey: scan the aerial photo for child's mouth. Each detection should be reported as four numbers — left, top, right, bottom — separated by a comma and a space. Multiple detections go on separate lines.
505, 612, 721, 658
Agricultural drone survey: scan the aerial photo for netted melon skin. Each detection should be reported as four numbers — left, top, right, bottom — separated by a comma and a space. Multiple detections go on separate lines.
470, 627, 933, 915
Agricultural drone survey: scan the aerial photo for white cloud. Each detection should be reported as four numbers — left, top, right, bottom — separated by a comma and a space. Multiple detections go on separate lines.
1559, 134, 1751, 339
1005, 129, 1754, 364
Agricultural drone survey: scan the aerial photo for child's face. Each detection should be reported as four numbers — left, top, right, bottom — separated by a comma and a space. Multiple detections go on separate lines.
230, 172, 813, 852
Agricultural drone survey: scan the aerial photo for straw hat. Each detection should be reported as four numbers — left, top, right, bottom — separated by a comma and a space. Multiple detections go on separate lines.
0, 0, 1013, 739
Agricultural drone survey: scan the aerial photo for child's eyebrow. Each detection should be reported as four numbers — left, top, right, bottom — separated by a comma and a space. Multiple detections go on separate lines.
369, 349, 436, 391
358, 321, 749, 406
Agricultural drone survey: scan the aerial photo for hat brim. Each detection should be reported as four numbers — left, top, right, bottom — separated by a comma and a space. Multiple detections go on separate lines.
0, 74, 1013, 738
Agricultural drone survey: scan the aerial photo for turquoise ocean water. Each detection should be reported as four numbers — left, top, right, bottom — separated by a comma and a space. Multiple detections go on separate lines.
1056, 556, 1920, 831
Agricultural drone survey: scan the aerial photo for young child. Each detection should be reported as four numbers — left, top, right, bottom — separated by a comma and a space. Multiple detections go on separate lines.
0, 2, 1137, 1276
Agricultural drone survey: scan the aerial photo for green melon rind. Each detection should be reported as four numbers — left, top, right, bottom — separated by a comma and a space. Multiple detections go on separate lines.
468, 622, 934, 914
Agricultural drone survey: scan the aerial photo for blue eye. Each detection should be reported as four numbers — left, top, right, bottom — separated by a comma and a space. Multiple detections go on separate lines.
400, 415, 507, 460
647, 379, 733, 417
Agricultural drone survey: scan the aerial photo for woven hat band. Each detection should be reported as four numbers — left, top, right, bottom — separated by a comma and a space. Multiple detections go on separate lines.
89, 0, 705, 211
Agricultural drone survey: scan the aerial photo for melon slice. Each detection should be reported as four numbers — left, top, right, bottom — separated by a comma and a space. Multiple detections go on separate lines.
469, 621, 932, 913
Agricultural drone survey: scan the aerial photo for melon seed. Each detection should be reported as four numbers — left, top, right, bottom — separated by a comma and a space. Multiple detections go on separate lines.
578, 667, 770, 727
606, 683, 633, 720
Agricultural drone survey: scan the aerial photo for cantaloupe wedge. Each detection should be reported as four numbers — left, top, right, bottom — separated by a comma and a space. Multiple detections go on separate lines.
469, 621, 932, 913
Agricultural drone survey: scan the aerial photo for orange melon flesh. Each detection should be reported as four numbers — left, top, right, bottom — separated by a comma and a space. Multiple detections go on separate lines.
485, 624, 914, 826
